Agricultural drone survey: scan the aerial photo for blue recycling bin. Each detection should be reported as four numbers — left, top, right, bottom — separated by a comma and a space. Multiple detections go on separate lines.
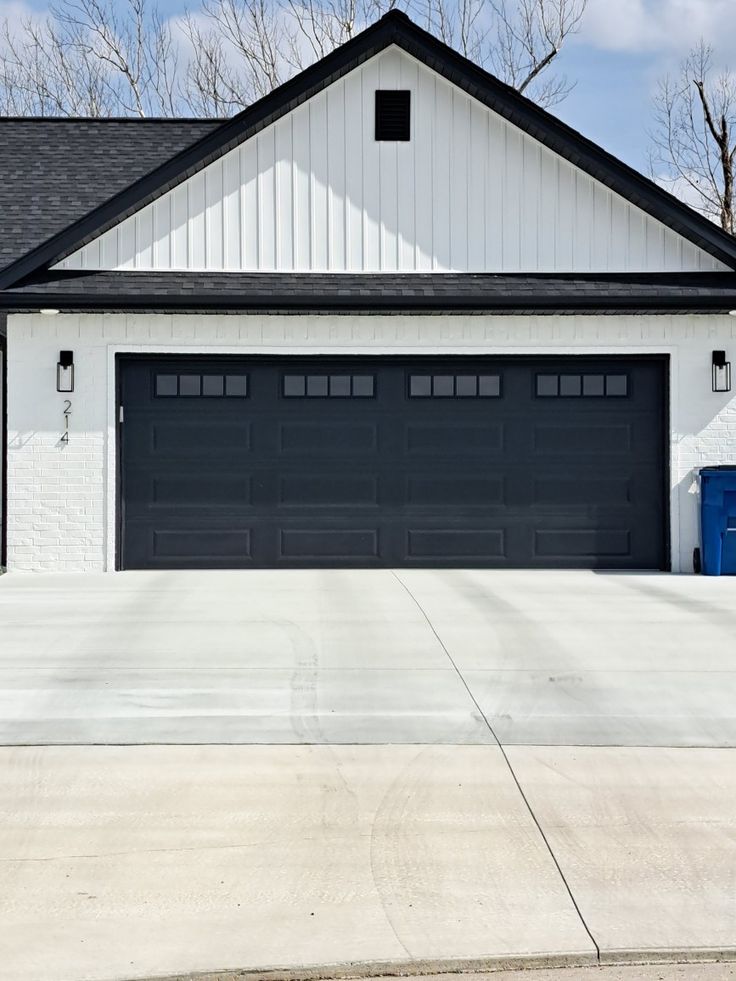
700, 466, 736, 575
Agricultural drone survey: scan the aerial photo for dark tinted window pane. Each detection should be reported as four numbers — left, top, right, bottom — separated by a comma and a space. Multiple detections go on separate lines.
410, 375, 432, 397
537, 375, 558, 397
583, 374, 605, 397
352, 375, 375, 397
202, 375, 224, 397
156, 374, 178, 397
307, 375, 329, 397
283, 375, 305, 397
606, 374, 628, 397
479, 375, 501, 397
560, 375, 582, 397
225, 375, 248, 397
433, 375, 454, 397
329, 375, 351, 397
179, 374, 201, 396
456, 375, 477, 397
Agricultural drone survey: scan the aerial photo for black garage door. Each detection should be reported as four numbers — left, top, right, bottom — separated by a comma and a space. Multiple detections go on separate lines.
118, 356, 667, 570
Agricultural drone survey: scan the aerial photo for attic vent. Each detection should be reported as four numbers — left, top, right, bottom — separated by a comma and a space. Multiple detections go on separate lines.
375, 90, 411, 141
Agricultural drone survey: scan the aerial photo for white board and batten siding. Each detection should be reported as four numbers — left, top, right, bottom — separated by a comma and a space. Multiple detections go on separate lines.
55, 46, 727, 274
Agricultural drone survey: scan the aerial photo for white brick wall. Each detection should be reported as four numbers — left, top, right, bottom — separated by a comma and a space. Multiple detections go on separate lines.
6, 311, 736, 572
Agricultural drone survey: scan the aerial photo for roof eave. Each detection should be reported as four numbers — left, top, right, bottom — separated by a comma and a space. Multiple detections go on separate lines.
2, 293, 735, 315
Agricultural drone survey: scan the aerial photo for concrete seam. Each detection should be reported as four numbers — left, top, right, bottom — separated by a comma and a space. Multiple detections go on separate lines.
390, 570, 602, 962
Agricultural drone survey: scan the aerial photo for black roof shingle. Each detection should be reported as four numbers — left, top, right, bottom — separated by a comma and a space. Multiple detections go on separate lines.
3, 271, 736, 313
0, 117, 220, 272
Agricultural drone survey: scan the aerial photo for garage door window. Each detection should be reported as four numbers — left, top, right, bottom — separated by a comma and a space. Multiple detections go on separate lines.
409, 373, 501, 397
536, 373, 628, 398
155, 373, 249, 397
283, 374, 375, 397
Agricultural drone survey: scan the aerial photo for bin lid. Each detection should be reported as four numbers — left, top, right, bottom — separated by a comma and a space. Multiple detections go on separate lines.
700, 465, 736, 473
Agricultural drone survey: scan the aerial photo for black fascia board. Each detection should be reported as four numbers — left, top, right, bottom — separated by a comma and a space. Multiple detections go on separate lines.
3, 291, 736, 314
2, 8, 736, 290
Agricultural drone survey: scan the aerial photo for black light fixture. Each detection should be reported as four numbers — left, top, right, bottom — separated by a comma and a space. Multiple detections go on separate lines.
712, 350, 731, 393
711, 350, 732, 393
57, 350, 74, 393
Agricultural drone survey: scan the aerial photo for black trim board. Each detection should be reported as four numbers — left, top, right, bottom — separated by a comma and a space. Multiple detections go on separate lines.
2, 10, 736, 292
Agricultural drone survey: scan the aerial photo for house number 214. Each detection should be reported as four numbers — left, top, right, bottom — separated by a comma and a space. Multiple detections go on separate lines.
60, 400, 72, 446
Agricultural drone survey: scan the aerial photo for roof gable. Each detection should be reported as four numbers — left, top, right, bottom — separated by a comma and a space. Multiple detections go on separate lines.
2, 9, 736, 286
52, 45, 726, 274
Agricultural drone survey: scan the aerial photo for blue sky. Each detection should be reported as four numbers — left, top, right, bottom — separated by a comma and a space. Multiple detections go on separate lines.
6, 0, 736, 174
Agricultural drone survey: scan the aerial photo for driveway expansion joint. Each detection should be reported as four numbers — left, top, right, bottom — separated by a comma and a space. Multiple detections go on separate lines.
390, 571, 602, 963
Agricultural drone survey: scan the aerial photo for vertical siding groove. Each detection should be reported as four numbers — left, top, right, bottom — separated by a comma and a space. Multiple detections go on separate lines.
240, 147, 246, 270
343, 81, 349, 271
57, 47, 727, 275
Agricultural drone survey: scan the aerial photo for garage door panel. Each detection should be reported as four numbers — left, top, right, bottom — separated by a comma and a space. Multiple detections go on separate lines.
124, 471, 254, 509
533, 423, 632, 455
152, 474, 253, 508
533, 476, 632, 507
279, 528, 380, 560
534, 528, 631, 560
122, 419, 252, 460
406, 528, 506, 560
121, 521, 255, 568
278, 474, 379, 507
405, 423, 504, 454
119, 355, 667, 570
279, 422, 378, 453
406, 475, 505, 506
153, 528, 253, 560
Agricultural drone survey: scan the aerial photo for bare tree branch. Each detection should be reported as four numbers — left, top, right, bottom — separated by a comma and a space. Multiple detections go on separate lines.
412, 0, 586, 107
650, 42, 736, 234
0, 0, 588, 117
180, 10, 250, 113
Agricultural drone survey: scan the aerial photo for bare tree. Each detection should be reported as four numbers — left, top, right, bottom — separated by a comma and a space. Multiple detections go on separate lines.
0, 14, 113, 115
413, 0, 588, 107
51, 0, 179, 115
0, 0, 588, 117
180, 12, 248, 114
204, 0, 287, 93
0, 0, 178, 116
282, 0, 398, 66
650, 42, 736, 234
194, 0, 586, 105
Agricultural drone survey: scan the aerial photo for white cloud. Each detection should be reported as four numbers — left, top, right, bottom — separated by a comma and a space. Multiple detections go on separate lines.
0, 0, 46, 32
579, 0, 736, 58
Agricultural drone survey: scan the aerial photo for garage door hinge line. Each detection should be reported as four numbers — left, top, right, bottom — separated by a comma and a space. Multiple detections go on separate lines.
390, 569, 601, 962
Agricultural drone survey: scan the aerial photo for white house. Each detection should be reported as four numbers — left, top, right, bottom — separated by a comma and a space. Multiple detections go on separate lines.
1, 10, 735, 573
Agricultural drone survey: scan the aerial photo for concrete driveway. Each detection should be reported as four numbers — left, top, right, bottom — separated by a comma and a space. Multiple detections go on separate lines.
0, 569, 735, 746
1, 570, 736, 981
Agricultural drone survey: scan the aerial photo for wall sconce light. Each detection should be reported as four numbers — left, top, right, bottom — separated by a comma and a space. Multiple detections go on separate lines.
712, 350, 731, 393
56, 350, 74, 393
